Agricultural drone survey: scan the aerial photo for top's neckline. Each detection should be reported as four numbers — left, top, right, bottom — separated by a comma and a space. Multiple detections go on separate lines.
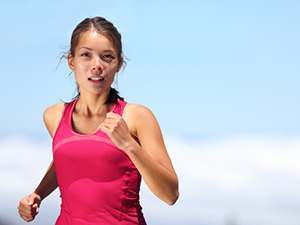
69, 98, 118, 136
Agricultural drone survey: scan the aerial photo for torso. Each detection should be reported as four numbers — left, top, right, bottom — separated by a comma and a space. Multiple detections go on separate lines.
51, 97, 147, 225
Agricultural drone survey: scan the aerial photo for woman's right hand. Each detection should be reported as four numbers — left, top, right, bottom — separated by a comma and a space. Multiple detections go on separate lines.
17, 192, 41, 222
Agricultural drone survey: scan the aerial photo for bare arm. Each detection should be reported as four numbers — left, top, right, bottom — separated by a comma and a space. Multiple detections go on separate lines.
34, 103, 64, 200
18, 161, 57, 221
124, 105, 179, 205
18, 104, 64, 221
34, 160, 58, 201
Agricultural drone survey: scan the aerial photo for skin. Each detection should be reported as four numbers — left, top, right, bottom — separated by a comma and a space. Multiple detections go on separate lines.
18, 28, 179, 222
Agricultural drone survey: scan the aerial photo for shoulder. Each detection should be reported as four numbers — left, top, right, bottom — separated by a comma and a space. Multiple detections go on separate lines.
43, 102, 66, 138
123, 102, 160, 135
124, 102, 156, 121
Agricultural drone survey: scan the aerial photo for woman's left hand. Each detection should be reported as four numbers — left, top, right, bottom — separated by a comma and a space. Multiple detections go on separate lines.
99, 112, 138, 153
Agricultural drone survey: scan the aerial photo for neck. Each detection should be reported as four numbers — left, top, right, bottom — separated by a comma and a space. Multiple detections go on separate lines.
75, 90, 111, 116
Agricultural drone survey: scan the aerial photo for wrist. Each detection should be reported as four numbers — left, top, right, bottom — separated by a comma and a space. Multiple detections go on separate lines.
33, 190, 43, 201
123, 138, 141, 155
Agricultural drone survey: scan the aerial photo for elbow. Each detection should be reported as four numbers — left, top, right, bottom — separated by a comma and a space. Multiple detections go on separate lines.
166, 175, 179, 206
167, 190, 180, 206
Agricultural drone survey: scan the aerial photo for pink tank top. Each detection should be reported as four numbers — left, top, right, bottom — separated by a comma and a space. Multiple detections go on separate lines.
52, 97, 147, 225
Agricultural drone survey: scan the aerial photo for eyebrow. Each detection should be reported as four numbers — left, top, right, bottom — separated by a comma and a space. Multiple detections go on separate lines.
79, 47, 115, 53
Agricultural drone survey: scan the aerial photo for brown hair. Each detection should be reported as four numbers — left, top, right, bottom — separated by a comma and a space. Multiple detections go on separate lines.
62, 16, 125, 104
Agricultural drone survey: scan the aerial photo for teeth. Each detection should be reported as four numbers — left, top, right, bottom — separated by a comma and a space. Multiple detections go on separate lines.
89, 77, 103, 81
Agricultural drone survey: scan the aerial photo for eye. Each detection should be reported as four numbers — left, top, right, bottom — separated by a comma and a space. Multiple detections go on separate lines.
80, 52, 90, 57
102, 54, 115, 62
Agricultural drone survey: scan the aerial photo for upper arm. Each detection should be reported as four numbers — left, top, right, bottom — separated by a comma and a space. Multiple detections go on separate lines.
130, 104, 177, 175
43, 102, 65, 138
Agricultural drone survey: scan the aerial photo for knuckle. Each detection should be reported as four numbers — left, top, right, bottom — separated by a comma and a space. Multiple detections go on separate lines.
22, 215, 30, 221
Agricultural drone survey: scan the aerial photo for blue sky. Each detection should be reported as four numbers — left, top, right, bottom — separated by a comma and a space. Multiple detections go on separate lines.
0, 0, 299, 140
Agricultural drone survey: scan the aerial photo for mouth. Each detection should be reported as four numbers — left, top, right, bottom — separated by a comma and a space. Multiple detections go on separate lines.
88, 76, 105, 84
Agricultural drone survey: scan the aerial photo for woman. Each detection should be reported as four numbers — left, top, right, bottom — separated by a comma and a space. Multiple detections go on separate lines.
17, 16, 179, 225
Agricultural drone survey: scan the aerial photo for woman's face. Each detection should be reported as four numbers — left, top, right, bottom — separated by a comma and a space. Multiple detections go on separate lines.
68, 29, 121, 95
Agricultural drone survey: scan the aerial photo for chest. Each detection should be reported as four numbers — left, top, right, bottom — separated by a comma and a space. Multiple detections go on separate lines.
71, 104, 138, 142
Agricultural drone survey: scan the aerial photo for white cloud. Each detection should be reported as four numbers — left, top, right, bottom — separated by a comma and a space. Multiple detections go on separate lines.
152, 135, 300, 225
0, 134, 300, 225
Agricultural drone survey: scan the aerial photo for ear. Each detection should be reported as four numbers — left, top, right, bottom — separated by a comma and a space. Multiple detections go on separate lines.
67, 53, 75, 71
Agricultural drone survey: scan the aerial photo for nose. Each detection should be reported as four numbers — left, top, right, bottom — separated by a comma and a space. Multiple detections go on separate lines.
91, 57, 103, 75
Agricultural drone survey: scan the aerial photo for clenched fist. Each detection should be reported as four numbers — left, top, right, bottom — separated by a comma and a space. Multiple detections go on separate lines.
17, 192, 41, 222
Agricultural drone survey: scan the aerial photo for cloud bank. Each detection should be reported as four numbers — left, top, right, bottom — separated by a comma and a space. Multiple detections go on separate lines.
0, 134, 299, 225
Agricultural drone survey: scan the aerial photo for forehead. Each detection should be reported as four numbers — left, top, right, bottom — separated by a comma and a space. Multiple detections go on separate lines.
76, 30, 116, 52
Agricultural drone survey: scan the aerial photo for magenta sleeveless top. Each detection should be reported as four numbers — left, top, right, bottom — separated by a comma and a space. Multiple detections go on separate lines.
52, 97, 147, 225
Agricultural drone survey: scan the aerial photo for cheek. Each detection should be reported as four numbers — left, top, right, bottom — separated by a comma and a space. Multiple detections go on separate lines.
73, 66, 88, 82
74, 62, 90, 75
107, 66, 117, 74
107, 62, 120, 73
77, 60, 90, 69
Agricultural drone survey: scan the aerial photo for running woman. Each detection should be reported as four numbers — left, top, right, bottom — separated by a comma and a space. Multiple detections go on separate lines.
17, 16, 179, 225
